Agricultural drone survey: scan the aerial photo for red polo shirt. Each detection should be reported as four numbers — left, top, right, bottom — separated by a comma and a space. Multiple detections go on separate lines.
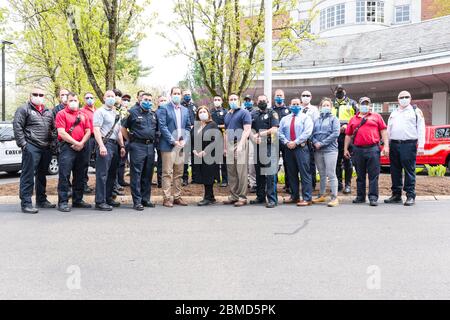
346, 112, 387, 146
55, 107, 90, 142
80, 105, 96, 134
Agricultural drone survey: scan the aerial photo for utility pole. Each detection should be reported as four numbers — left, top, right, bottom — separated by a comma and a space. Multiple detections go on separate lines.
264, 0, 272, 106
2, 40, 13, 122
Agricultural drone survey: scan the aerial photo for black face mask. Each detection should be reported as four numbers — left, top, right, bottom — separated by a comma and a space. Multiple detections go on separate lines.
336, 91, 345, 99
258, 101, 268, 110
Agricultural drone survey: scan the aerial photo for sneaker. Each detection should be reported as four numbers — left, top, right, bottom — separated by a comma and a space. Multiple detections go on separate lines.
327, 198, 339, 207
343, 185, 351, 194
312, 195, 327, 204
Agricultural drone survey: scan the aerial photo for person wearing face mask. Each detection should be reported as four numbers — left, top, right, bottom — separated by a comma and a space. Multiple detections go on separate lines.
211, 96, 228, 187
272, 89, 292, 194
192, 106, 221, 206
80, 93, 97, 194
55, 92, 92, 212
300, 90, 320, 191
121, 93, 158, 210
223, 94, 252, 207
385, 91, 425, 206
344, 97, 389, 207
13, 88, 56, 214
278, 98, 314, 206
134, 90, 145, 109
156, 87, 192, 208
311, 98, 340, 207
181, 89, 200, 186
116, 93, 132, 189
93, 90, 127, 211
243, 94, 257, 193
155, 95, 168, 188
333, 85, 358, 195
52, 88, 70, 118
110, 89, 126, 197
249, 95, 279, 208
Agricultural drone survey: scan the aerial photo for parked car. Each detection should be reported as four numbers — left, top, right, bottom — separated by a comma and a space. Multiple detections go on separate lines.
381, 125, 450, 170
0, 121, 59, 175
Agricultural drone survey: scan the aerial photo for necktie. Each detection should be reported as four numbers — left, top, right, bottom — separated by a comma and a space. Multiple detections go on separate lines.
290, 115, 296, 141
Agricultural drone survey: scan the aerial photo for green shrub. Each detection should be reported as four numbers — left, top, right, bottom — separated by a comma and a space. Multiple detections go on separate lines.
424, 164, 446, 177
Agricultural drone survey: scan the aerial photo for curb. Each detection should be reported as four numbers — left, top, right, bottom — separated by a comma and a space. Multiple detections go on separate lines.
1, 195, 449, 205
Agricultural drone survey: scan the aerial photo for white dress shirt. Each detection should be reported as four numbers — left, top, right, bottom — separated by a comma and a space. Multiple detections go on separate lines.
388, 105, 426, 149
301, 104, 320, 123
174, 104, 182, 139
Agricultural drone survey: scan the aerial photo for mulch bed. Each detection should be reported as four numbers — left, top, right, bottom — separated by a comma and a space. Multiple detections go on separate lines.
0, 174, 448, 197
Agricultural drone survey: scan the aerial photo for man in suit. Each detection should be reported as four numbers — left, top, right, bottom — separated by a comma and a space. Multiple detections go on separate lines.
156, 87, 192, 207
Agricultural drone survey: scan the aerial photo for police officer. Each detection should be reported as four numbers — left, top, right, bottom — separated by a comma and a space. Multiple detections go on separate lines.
244, 94, 257, 193
333, 84, 358, 194
55, 92, 92, 212
344, 97, 389, 207
13, 88, 56, 214
93, 90, 126, 211
249, 95, 279, 208
211, 95, 228, 187
385, 90, 425, 206
272, 89, 291, 194
112, 88, 127, 196
279, 98, 314, 206
122, 93, 158, 211
300, 91, 319, 190
181, 89, 200, 185
117, 93, 132, 188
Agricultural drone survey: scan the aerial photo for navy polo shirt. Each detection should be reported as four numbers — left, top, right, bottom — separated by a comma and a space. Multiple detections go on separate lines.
224, 108, 252, 143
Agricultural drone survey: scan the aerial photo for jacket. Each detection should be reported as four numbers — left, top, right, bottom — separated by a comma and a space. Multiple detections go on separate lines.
13, 102, 55, 149
156, 102, 192, 152
311, 113, 340, 152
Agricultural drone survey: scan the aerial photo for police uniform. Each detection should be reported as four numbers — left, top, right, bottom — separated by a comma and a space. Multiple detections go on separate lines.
386, 105, 425, 202
122, 105, 158, 207
333, 97, 358, 191
273, 104, 291, 191
181, 100, 200, 184
251, 109, 279, 205
211, 106, 228, 184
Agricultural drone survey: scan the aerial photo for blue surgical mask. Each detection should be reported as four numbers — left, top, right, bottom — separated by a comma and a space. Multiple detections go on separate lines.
86, 98, 94, 106
321, 106, 331, 114
105, 97, 116, 107
142, 101, 152, 110
172, 95, 181, 104
275, 97, 284, 105
229, 101, 238, 110
290, 105, 300, 115
360, 104, 369, 113
183, 95, 191, 103
244, 101, 253, 109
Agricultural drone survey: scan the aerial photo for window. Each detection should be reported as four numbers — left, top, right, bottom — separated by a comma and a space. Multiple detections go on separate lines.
395, 5, 410, 23
372, 103, 383, 113
388, 103, 398, 113
356, 1, 384, 23
435, 128, 450, 139
320, 3, 345, 30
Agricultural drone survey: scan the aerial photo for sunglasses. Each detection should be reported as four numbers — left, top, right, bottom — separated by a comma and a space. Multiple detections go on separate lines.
122, 99, 130, 102
85, 97, 94, 100
291, 104, 300, 106
301, 95, 311, 97
399, 96, 410, 99
32, 93, 45, 97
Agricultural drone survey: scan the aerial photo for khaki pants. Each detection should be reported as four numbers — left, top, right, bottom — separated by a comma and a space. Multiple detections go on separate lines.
248, 141, 256, 188
226, 141, 249, 201
161, 148, 185, 201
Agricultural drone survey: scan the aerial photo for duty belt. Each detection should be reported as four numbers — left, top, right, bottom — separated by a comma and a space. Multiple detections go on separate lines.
132, 137, 154, 144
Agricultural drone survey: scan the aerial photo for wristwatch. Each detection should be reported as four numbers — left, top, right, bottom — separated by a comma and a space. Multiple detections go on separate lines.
120, 145, 125, 149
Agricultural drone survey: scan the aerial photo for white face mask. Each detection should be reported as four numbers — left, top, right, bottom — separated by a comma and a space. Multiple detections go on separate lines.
301, 96, 311, 105
398, 98, 411, 107
213, 101, 222, 108
31, 96, 44, 106
69, 101, 79, 111
122, 101, 129, 108
61, 95, 68, 103
199, 112, 209, 121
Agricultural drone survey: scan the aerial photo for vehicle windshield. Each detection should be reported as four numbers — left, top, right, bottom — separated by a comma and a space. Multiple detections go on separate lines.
0, 126, 14, 140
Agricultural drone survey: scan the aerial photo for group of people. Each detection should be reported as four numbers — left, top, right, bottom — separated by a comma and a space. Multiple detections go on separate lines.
12, 84, 425, 214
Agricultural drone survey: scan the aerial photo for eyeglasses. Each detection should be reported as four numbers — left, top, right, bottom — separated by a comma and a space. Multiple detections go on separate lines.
122, 99, 130, 102
399, 96, 410, 99
301, 95, 311, 97
85, 97, 94, 100
32, 93, 44, 97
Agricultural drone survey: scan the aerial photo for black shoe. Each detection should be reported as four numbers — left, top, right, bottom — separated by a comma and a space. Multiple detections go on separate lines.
197, 199, 212, 206
120, 182, 130, 187
250, 199, 265, 205
95, 203, 113, 211
384, 195, 402, 204
352, 197, 366, 204
83, 186, 94, 194
182, 180, 188, 187
107, 200, 121, 207
220, 182, 228, 187
141, 201, 155, 208
266, 202, 276, 208
343, 185, 351, 194
338, 184, 343, 192
21, 206, 38, 214
369, 200, 378, 207
58, 203, 71, 213
404, 198, 415, 206
36, 200, 56, 209
113, 189, 125, 196
133, 204, 144, 211
72, 201, 92, 209
157, 183, 162, 188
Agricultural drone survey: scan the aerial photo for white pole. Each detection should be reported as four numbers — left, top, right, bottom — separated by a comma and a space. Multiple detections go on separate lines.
264, 0, 272, 106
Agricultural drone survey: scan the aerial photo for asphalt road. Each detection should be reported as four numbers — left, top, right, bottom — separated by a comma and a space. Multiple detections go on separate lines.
0, 201, 449, 300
